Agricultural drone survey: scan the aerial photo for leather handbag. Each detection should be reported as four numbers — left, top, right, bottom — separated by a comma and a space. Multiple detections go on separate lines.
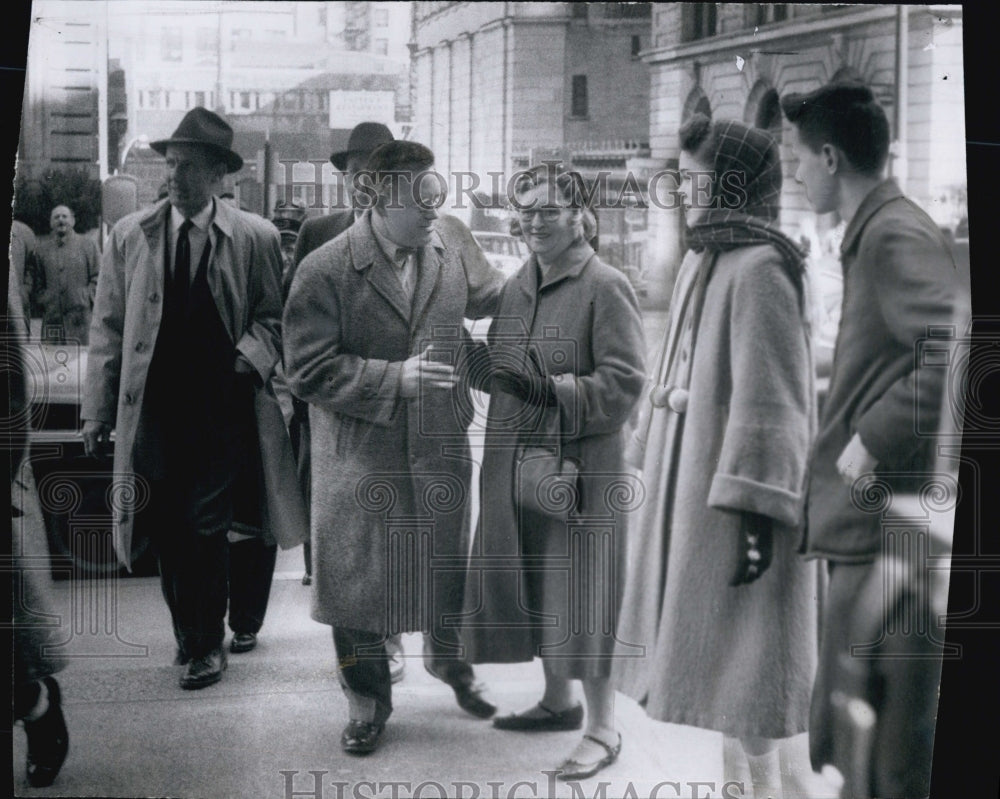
513, 407, 581, 520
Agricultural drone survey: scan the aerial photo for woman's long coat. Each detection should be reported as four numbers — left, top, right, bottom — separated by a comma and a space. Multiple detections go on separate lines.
614, 244, 818, 740
282, 212, 504, 635
83, 198, 307, 567
461, 240, 646, 678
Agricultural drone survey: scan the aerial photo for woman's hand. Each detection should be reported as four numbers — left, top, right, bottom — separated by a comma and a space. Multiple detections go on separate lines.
729, 511, 774, 587
491, 368, 556, 407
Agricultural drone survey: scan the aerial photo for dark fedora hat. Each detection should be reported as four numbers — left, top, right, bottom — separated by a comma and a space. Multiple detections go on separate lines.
330, 121, 394, 171
150, 107, 243, 173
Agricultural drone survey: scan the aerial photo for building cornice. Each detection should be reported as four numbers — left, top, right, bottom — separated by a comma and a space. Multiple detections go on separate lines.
642, 5, 902, 67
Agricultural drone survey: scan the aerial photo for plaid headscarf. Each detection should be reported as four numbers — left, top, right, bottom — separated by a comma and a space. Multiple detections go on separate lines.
685, 120, 806, 301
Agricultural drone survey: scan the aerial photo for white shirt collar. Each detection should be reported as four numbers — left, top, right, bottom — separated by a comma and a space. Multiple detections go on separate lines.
171, 199, 214, 233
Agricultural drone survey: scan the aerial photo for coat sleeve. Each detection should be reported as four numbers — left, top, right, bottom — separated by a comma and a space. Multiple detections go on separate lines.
707, 251, 812, 527
81, 225, 126, 426
282, 252, 402, 426
548, 269, 646, 442
854, 217, 959, 464
235, 223, 283, 383
437, 215, 506, 319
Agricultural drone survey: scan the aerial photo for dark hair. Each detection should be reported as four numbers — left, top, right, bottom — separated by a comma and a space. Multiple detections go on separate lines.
780, 81, 890, 175
365, 140, 435, 181
678, 112, 715, 155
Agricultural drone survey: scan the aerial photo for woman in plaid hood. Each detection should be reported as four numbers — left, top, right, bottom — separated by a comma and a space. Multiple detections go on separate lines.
614, 115, 818, 799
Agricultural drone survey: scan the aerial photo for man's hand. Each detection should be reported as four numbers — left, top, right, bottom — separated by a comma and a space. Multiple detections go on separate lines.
729, 511, 774, 587
81, 420, 112, 459
836, 432, 879, 486
400, 345, 458, 398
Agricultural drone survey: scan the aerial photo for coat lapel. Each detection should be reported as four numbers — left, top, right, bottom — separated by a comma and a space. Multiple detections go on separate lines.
348, 212, 411, 324
410, 229, 444, 330
139, 200, 170, 299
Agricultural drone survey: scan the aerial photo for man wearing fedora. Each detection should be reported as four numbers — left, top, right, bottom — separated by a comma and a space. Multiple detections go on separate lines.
284, 139, 507, 755
82, 107, 304, 690
286, 123, 499, 684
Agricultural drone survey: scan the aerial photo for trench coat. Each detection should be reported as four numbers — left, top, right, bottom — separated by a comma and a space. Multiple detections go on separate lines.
282, 210, 505, 634
460, 239, 647, 678
802, 179, 961, 562
82, 197, 307, 569
614, 245, 817, 740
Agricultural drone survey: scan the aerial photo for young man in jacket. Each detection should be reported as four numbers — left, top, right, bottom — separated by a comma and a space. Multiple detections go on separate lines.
781, 81, 964, 797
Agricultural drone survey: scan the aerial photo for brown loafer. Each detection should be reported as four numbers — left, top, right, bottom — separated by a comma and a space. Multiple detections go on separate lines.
493, 702, 584, 731
341, 720, 384, 755
556, 732, 622, 781
180, 648, 227, 690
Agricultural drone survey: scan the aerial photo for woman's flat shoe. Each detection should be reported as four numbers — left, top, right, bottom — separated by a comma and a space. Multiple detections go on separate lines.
557, 732, 622, 781
492, 702, 584, 731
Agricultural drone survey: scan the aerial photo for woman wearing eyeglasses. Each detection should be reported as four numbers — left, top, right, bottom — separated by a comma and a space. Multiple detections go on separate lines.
613, 114, 817, 799
460, 165, 645, 781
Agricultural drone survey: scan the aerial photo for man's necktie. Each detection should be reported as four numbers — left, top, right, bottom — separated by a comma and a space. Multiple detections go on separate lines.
174, 219, 193, 311
398, 248, 416, 300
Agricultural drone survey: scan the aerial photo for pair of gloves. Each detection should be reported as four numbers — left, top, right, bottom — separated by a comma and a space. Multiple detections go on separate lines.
464, 341, 556, 407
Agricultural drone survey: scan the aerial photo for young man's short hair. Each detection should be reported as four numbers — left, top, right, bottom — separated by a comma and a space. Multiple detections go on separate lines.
780, 81, 890, 176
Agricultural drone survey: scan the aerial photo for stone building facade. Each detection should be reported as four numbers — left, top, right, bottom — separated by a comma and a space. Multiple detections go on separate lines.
411, 1, 652, 281
642, 3, 966, 305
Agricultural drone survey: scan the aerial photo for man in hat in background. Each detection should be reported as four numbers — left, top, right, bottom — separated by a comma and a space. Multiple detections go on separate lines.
82, 107, 302, 690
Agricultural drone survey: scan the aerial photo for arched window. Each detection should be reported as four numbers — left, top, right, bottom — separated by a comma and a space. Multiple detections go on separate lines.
683, 88, 712, 122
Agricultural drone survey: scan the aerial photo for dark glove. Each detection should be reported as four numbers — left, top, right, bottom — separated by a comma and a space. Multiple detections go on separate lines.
491, 367, 556, 407
729, 511, 774, 587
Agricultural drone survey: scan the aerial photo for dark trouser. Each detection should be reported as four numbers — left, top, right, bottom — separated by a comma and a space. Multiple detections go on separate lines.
810, 560, 943, 798
143, 474, 236, 660
333, 624, 475, 725
228, 537, 278, 635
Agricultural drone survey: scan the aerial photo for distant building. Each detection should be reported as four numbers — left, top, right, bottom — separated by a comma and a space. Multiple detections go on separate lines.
412, 1, 652, 283
642, 3, 966, 305
18, 1, 109, 181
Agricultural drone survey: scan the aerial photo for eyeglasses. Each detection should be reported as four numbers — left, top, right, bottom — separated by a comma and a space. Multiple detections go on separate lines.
516, 206, 567, 223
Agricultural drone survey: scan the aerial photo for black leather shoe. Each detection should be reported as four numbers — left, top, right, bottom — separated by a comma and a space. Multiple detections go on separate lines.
301, 573, 312, 586
180, 648, 227, 690
230, 633, 257, 653
493, 702, 584, 731
24, 677, 69, 788
453, 682, 497, 719
341, 720, 384, 755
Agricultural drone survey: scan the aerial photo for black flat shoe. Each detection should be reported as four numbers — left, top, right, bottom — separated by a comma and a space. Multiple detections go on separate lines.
453, 682, 497, 719
230, 632, 257, 653
180, 648, 227, 690
24, 677, 69, 788
556, 732, 622, 781
341, 720, 384, 755
493, 702, 584, 731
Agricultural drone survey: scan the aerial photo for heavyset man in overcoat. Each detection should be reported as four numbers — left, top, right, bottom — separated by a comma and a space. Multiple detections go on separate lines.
283, 140, 506, 755
82, 108, 305, 691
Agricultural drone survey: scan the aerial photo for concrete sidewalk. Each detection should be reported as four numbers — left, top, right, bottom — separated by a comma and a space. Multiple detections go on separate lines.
11, 549, 837, 799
